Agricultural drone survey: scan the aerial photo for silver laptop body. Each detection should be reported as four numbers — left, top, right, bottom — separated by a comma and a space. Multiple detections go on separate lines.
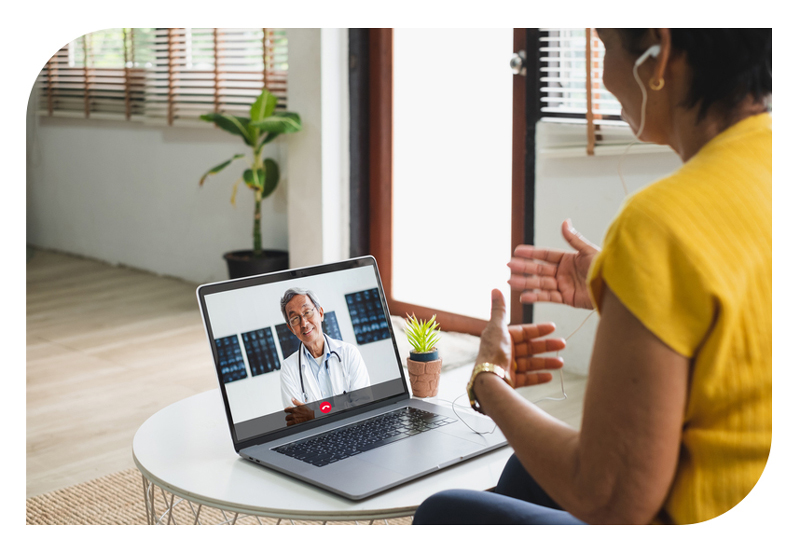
196, 256, 507, 500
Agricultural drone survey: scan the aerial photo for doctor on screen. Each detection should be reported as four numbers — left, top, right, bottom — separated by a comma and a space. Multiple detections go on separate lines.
279, 287, 371, 411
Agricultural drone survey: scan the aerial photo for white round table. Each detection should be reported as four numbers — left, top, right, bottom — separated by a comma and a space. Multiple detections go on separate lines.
132, 365, 513, 524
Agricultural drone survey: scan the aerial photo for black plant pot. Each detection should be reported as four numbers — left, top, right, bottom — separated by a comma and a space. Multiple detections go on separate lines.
223, 249, 289, 279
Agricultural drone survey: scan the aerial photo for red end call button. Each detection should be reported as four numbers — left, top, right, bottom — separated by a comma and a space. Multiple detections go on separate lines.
320, 401, 332, 414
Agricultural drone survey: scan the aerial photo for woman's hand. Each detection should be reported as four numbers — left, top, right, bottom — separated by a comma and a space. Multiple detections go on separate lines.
475, 290, 566, 389
508, 219, 599, 310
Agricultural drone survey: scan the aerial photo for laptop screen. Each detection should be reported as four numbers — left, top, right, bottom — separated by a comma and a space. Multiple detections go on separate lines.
197, 257, 408, 445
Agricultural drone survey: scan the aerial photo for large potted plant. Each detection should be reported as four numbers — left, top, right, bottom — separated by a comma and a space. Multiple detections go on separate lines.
199, 89, 302, 278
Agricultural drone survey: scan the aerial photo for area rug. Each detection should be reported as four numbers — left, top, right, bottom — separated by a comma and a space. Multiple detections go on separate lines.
26, 468, 413, 525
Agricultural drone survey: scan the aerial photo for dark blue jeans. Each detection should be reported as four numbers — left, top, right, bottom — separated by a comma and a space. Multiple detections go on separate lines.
412, 454, 586, 525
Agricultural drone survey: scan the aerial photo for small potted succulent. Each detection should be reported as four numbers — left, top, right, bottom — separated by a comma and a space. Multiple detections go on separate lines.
199, 89, 302, 278
404, 314, 442, 397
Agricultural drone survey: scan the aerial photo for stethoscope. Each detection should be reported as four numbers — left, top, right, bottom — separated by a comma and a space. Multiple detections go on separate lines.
297, 334, 344, 403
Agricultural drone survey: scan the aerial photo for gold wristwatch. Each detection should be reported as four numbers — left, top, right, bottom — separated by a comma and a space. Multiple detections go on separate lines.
467, 362, 513, 414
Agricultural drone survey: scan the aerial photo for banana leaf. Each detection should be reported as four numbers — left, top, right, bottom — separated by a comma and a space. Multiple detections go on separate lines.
259, 132, 278, 149
261, 158, 280, 199
199, 154, 245, 186
230, 177, 243, 206
249, 112, 302, 135
200, 113, 254, 146
250, 90, 278, 122
243, 168, 265, 190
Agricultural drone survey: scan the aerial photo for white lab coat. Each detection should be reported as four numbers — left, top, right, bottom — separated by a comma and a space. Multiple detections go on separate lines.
279, 335, 371, 408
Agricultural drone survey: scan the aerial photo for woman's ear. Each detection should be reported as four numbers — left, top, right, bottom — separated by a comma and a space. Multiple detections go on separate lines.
652, 28, 671, 85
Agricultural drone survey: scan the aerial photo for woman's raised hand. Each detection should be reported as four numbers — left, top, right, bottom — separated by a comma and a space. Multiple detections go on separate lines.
508, 220, 599, 310
476, 290, 566, 389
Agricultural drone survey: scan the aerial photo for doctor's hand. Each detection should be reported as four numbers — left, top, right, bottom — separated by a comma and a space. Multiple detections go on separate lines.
284, 398, 316, 426
508, 219, 598, 310
476, 290, 565, 389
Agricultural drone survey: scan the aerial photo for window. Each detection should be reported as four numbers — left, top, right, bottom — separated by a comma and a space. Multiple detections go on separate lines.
537, 28, 637, 154
538, 28, 620, 124
367, 28, 528, 334
363, 28, 630, 334
36, 28, 288, 124
392, 28, 514, 323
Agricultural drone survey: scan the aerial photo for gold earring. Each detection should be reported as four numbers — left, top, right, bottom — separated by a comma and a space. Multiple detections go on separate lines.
649, 77, 665, 91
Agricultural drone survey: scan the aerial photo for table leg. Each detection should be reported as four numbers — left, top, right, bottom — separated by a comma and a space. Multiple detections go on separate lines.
137, 469, 404, 525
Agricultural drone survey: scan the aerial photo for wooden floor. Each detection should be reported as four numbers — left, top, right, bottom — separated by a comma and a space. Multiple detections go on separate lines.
26, 249, 219, 497
26, 249, 587, 499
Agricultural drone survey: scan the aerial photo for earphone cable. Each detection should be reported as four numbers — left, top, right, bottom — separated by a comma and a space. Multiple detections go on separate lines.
619, 48, 656, 198
448, 308, 597, 435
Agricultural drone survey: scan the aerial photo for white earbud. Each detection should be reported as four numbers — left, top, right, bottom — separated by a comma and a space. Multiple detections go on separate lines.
631, 44, 662, 140
634, 45, 661, 68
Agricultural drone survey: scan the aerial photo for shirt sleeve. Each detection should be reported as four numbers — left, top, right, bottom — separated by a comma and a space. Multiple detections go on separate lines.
587, 199, 717, 359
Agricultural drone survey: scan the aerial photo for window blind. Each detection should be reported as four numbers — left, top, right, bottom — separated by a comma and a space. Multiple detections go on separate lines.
537, 28, 639, 154
37, 28, 288, 124
538, 28, 621, 124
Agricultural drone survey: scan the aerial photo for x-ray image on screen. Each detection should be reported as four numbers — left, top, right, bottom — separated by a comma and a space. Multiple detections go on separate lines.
241, 327, 281, 376
323, 311, 342, 341
276, 312, 343, 358
346, 288, 391, 345
275, 324, 300, 359
215, 335, 248, 383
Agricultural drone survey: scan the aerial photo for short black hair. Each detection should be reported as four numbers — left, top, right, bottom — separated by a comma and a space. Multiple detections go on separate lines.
617, 29, 771, 121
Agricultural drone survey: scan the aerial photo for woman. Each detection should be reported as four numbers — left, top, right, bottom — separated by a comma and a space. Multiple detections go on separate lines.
413, 28, 771, 525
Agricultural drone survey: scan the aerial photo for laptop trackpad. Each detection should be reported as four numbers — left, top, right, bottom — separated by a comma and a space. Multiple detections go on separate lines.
357, 431, 478, 476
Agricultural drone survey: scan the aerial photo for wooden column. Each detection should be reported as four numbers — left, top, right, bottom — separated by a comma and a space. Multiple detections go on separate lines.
167, 28, 177, 126
368, 28, 394, 297
82, 35, 90, 118
585, 28, 596, 156
213, 28, 221, 113
123, 28, 131, 120
510, 28, 527, 324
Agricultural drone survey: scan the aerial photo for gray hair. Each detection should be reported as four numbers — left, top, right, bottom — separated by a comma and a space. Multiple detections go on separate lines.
280, 287, 322, 326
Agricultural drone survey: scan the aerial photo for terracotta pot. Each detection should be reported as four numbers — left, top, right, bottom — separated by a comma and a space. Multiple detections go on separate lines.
407, 357, 443, 398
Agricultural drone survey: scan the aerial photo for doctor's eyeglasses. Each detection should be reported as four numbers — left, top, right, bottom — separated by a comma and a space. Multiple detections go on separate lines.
289, 308, 318, 327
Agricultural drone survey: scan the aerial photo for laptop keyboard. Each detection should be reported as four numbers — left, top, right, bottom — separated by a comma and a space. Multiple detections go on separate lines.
273, 406, 456, 467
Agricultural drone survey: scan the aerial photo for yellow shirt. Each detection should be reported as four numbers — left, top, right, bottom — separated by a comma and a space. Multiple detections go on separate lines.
587, 114, 772, 524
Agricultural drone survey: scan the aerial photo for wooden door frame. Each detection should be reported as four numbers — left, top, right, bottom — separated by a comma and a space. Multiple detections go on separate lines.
366, 28, 531, 335
348, 29, 371, 258
510, 27, 528, 326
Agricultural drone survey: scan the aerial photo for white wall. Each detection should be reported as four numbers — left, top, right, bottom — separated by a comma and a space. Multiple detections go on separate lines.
27, 114, 289, 284
286, 28, 350, 269
533, 123, 683, 376
26, 29, 350, 285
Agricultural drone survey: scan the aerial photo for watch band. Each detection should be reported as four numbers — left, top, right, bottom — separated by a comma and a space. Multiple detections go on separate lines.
467, 362, 512, 414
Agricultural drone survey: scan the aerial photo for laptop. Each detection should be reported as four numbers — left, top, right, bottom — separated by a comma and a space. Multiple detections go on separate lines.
196, 255, 507, 500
